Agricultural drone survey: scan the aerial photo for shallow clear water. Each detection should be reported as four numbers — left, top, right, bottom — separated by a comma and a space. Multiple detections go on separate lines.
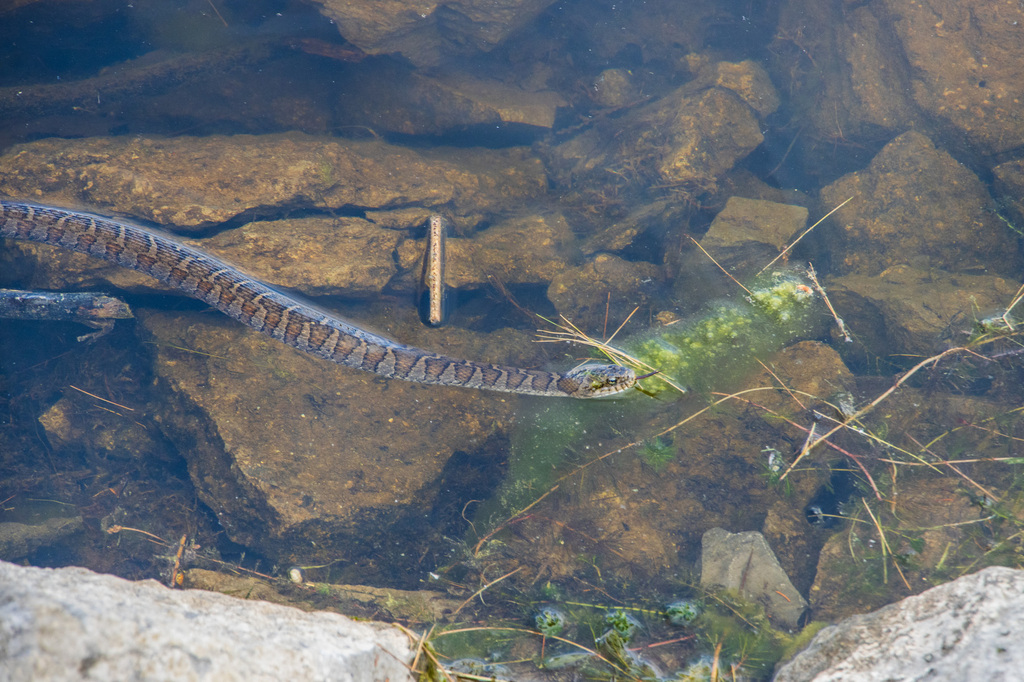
2, 0, 1024, 679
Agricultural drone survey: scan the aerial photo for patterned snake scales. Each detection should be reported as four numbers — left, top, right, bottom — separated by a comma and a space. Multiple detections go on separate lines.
0, 200, 637, 398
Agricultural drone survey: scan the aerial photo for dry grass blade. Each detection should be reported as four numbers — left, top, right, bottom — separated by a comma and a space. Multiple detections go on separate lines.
535, 313, 686, 395
688, 236, 753, 296
452, 566, 522, 617
756, 196, 853, 277
999, 281, 1024, 330
805, 263, 851, 342
861, 497, 911, 590
778, 346, 970, 482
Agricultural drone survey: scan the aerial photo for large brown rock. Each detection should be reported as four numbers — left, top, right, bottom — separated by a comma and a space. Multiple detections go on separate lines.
137, 307, 521, 564
821, 131, 1021, 277
0, 133, 546, 232
307, 0, 555, 67
773, 0, 1024, 160
887, 0, 1024, 156
547, 253, 661, 331
547, 85, 764, 206
829, 265, 1020, 357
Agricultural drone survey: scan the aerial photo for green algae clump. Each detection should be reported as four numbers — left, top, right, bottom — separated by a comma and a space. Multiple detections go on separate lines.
626, 271, 822, 395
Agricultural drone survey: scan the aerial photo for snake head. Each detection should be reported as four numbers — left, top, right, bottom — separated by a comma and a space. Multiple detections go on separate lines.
563, 364, 637, 398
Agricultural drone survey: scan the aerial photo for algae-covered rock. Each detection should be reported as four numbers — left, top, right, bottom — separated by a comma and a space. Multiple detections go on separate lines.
626, 271, 824, 395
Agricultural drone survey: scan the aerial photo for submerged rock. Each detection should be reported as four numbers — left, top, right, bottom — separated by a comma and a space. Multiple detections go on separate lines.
0, 133, 546, 232
699, 197, 808, 280
308, 0, 555, 67
0, 516, 83, 563
821, 131, 1021, 278
776, 566, 1024, 681
888, 0, 1024, 156
394, 212, 575, 290
700, 527, 808, 630
0, 560, 413, 681
136, 307, 517, 564
829, 265, 1021, 357
774, 0, 1024, 163
337, 70, 568, 134
993, 158, 1024, 231
200, 216, 401, 298
547, 253, 660, 332
546, 83, 764, 210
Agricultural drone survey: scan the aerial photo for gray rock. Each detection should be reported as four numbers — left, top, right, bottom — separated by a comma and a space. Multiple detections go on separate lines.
700, 527, 808, 630
775, 566, 1024, 682
0, 560, 413, 682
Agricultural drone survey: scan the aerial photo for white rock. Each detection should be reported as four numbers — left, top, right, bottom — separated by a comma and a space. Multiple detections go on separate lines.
0, 560, 413, 682
775, 566, 1024, 681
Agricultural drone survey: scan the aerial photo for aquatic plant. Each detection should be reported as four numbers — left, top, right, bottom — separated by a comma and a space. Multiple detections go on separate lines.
666, 599, 703, 626
639, 435, 676, 470
604, 607, 642, 640
535, 606, 567, 636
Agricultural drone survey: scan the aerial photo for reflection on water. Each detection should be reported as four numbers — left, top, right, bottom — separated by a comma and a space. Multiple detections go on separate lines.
2, 0, 1024, 678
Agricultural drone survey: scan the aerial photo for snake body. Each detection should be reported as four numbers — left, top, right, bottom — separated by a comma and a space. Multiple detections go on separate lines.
0, 200, 636, 398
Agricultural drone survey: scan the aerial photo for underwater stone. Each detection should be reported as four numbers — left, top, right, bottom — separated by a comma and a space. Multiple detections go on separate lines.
700, 197, 808, 280
700, 527, 808, 630
828, 265, 1021, 357
821, 131, 1022, 277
